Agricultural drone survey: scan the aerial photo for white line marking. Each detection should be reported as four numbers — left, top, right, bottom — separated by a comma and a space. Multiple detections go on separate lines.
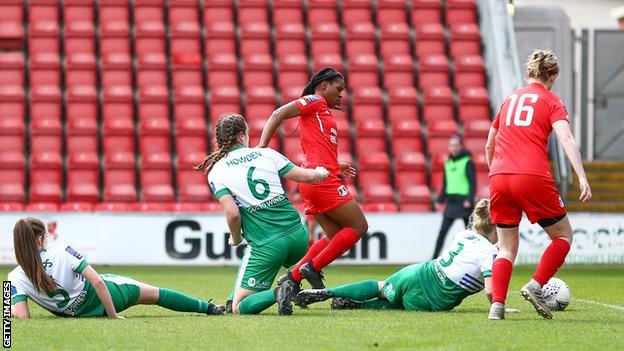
575, 298, 624, 312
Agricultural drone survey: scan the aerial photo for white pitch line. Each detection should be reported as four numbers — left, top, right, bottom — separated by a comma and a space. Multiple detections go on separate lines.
575, 298, 624, 312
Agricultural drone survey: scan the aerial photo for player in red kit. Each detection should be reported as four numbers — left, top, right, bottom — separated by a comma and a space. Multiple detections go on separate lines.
258, 68, 368, 301
486, 50, 592, 320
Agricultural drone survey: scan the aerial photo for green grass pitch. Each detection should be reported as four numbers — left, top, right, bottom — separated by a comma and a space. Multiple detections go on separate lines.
3, 265, 623, 351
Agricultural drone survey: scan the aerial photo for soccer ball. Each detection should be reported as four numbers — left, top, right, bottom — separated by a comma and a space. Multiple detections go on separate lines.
541, 277, 571, 311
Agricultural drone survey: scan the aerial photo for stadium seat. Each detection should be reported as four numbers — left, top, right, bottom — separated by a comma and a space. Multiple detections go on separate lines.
246, 86, 276, 120
0, 169, 25, 203
391, 138, 423, 156
355, 137, 386, 155
377, 0, 407, 26
356, 119, 386, 138
387, 87, 419, 122
240, 23, 271, 57
394, 152, 427, 187
176, 135, 207, 168
238, 0, 269, 25
273, 0, 304, 26
362, 183, 394, 204
422, 86, 454, 123
464, 137, 486, 157
348, 55, 379, 88
449, 23, 481, 58
419, 55, 450, 89
99, 3, 130, 38
415, 23, 445, 59
0, 202, 24, 212
412, 0, 442, 25
274, 24, 306, 58
60, 202, 94, 212
399, 185, 432, 212
351, 87, 383, 121
391, 119, 422, 139
205, 22, 236, 56
277, 55, 308, 91
446, 0, 477, 25
104, 169, 136, 202
29, 169, 62, 203
454, 55, 486, 89
204, 0, 233, 26
383, 55, 415, 89
463, 119, 491, 138
310, 23, 341, 57
210, 86, 241, 123
359, 151, 390, 172
242, 54, 274, 89
66, 169, 99, 203
25, 202, 60, 212
177, 170, 211, 203
207, 54, 238, 89
307, 0, 338, 24
141, 169, 174, 202
428, 120, 459, 157
345, 23, 376, 57
380, 23, 411, 59
359, 170, 391, 188
312, 54, 344, 72
458, 87, 490, 122
342, 0, 372, 26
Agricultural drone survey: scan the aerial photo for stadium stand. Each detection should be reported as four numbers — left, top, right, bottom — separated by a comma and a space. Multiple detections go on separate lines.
0, 0, 491, 212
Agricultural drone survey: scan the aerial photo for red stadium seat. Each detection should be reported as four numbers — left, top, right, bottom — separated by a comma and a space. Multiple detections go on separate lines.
30, 169, 62, 203
0, 203, 24, 212
345, 23, 376, 57
359, 152, 390, 172
419, 55, 450, 89
458, 87, 490, 122
176, 135, 207, 167
205, 22, 236, 56
104, 169, 136, 202
141, 170, 174, 202
60, 202, 94, 212
274, 24, 306, 58
391, 119, 422, 139
210, 87, 242, 123
446, 0, 477, 25
356, 119, 386, 138
387, 87, 419, 122
464, 137, 486, 157
351, 87, 383, 121
348, 55, 379, 88
240, 23, 271, 57
207, 53, 238, 89
277, 55, 308, 91
312, 54, 344, 72
204, 1, 233, 26
342, 0, 372, 26
395, 167, 427, 189
307, 0, 338, 24
242, 54, 273, 89
422, 86, 454, 123
273, 0, 304, 26
415, 23, 445, 59
362, 202, 398, 212
377, 0, 407, 26
355, 137, 385, 155
139, 135, 171, 170
238, 0, 268, 25
310, 23, 341, 57
391, 138, 423, 156
0, 169, 24, 203
383, 55, 415, 89
429, 119, 458, 138
362, 183, 394, 204
25, 203, 59, 212
94, 202, 132, 212
177, 170, 211, 202
64, 5, 95, 38
359, 170, 391, 187
380, 23, 410, 59
449, 23, 481, 58
399, 185, 432, 211
99, 4, 130, 38
463, 119, 491, 138
66, 169, 99, 203
454, 55, 486, 89
412, 0, 442, 25
246, 86, 276, 120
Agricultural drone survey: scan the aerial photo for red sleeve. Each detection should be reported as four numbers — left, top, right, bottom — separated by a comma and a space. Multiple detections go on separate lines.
550, 98, 570, 124
295, 95, 322, 116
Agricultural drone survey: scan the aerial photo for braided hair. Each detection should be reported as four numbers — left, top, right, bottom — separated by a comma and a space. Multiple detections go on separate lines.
301, 67, 344, 97
194, 113, 248, 174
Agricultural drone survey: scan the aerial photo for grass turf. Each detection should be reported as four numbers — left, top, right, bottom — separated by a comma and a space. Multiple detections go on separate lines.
2, 265, 623, 351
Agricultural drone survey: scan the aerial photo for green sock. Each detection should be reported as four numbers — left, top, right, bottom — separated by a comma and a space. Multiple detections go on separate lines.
328, 279, 379, 301
360, 298, 399, 310
157, 288, 209, 313
237, 289, 276, 315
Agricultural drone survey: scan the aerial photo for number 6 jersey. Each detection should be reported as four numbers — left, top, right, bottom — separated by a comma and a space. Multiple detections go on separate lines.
8, 244, 89, 315
208, 146, 303, 246
490, 82, 570, 178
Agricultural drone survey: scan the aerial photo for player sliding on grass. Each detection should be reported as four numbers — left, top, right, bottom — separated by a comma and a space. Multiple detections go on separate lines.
8, 217, 224, 318
195, 113, 330, 315
486, 50, 591, 320
295, 200, 501, 312
259, 68, 368, 296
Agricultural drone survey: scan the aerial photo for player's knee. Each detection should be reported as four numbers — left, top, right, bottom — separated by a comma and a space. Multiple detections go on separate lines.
354, 219, 368, 237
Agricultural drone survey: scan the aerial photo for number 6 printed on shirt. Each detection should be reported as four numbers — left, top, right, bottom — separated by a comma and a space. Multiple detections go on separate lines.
504, 93, 539, 127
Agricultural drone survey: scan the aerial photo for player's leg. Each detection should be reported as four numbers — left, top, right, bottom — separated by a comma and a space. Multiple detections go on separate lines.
534, 215, 573, 285
433, 216, 455, 259
133, 280, 223, 315
295, 280, 382, 307
284, 216, 332, 285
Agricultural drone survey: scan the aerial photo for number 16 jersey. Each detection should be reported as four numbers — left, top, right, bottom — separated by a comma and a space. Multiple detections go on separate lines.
208, 146, 303, 246
490, 83, 570, 178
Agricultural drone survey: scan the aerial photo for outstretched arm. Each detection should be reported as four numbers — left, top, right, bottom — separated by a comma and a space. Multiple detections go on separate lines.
81, 266, 121, 318
258, 101, 301, 148
552, 120, 592, 202
11, 301, 30, 319
218, 194, 243, 246
283, 166, 329, 184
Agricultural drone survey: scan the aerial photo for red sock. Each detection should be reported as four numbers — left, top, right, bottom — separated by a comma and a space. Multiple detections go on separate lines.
290, 238, 329, 282
492, 258, 513, 304
312, 227, 360, 272
533, 238, 571, 286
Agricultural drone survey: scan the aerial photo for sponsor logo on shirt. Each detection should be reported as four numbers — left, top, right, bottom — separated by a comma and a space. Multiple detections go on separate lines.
10, 285, 16, 296
65, 246, 83, 260
247, 277, 256, 287
298, 95, 320, 106
209, 181, 217, 193
337, 185, 349, 197
43, 259, 53, 270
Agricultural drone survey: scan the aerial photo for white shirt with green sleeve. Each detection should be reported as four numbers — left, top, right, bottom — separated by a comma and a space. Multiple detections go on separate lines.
9, 244, 90, 315
208, 146, 303, 246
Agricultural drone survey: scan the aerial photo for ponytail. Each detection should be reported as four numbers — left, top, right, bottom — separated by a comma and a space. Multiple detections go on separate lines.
194, 113, 248, 174
13, 218, 57, 293
468, 199, 495, 237
526, 49, 559, 81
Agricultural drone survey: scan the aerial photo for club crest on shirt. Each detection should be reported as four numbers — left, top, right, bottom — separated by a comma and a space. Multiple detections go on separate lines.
337, 185, 349, 197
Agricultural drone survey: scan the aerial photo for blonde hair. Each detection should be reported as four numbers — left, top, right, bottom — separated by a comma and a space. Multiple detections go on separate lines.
526, 49, 559, 81
468, 199, 495, 237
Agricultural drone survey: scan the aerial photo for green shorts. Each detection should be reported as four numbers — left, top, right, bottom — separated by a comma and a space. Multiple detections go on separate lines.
381, 263, 434, 311
74, 274, 141, 317
235, 225, 308, 291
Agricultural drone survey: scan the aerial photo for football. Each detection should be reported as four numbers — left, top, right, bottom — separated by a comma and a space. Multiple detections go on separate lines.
542, 277, 572, 311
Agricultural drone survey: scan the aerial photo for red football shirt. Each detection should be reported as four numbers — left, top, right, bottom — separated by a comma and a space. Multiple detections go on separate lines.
295, 94, 340, 176
489, 83, 570, 178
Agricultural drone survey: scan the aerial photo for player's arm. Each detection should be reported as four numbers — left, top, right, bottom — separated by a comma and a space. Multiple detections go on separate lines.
284, 165, 329, 184
11, 301, 30, 319
81, 266, 121, 318
552, 120, 592, 202
485, 126, 498, 168
217, 195, 243, 246
258, 101, 301, 147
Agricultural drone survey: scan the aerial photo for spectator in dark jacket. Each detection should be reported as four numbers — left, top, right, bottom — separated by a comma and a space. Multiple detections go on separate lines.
433, 135, 476, 258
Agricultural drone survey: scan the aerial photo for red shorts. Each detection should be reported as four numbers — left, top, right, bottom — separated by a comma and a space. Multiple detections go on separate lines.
489, 174, 567, 225
299, 174, 354, 215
